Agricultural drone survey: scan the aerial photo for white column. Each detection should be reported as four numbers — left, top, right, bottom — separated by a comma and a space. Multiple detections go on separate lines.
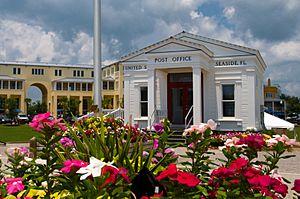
124, 77, 131, 124
148, 68, 156, 127
246, 69, 256, 129
193, 67, 202, 124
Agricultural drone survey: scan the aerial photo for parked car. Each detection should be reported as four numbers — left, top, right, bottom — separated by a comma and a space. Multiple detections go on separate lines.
17, 114, 30, 124
0, 115, 12, 124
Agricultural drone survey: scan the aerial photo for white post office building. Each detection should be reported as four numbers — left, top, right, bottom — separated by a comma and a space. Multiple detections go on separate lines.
121, 31, 266, 131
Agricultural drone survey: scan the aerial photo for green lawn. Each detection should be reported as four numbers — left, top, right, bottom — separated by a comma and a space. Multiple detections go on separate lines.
0, 123, 299, 143
0, 124, 40, 143
287, 126, 300, 142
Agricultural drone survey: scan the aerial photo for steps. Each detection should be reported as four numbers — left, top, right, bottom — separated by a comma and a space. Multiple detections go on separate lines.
167, 124, 186, 144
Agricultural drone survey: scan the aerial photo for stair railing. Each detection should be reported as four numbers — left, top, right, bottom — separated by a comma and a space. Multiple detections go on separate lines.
184, 105, 193, 129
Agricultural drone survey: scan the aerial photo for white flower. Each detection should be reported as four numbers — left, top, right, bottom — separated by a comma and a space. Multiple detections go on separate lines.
24, 157, 33, 162
35, 158, 47, 165
76, 156, 116, 180
41, 181, 48, 188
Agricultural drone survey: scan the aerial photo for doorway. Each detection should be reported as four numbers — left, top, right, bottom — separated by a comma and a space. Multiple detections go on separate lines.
167, 73, 193, 124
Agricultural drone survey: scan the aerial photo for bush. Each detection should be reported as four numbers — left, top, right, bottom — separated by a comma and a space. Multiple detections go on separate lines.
0, 112, 299, 198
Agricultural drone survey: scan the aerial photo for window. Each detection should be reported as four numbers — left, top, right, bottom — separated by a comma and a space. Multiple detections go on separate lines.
103, 70, 106, 77
10, 81, 16, 89
76, 83, 81, 91
140, 87, 148, 117
222, 85, 235, 117
91, 71, 94, 77
103, 81, 108, 90
17, 81, 22, 89
109, 81, 114, 90
82, 83, 87, 91
69, 83, 75, 91
56, 82, 62, 90
111, 67, 114, 74
77, 70, 80, 77
3, 81, 8, 89
63, 83, 68, 91
266, 92, 272, 98
55, 69, 62, 76
0, 81, 2, 89
73, 70, 77, 77
88, 83, 92, 91
13, 68, 21, 75
32, 68, 44, 75
81, 71, 84, 77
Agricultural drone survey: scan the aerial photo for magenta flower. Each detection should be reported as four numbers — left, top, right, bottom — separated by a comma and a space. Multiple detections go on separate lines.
60, 137, 74, 148
292, 179, 300, 193
152, 123, 164, 134
5, 177, 24, 194
60, 159, 89, 173
153, 139, 159, 150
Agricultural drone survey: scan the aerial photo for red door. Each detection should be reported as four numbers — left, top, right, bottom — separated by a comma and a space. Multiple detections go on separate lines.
167, 73, 193, 124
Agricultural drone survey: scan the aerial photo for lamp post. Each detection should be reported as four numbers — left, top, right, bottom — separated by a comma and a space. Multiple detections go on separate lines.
93, 0, 102, 114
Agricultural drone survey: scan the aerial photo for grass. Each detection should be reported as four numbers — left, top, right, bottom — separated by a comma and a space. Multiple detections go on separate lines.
0, 124, 40, 143
287, 126, 300, 142
0, 123, 299, 143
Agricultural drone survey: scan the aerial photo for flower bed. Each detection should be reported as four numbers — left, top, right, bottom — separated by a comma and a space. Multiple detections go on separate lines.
0, 112, 299, 198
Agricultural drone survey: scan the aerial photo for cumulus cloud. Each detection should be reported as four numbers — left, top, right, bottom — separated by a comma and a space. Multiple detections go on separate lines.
1, 0, 300, 97
223, 6, 235, 19
0, 19, 93, 64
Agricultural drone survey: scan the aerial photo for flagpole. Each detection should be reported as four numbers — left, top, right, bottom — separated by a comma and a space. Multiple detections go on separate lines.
93, 0, 102, 114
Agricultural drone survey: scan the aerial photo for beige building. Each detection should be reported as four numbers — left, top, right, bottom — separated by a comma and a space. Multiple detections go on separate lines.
0, 61, 123, 117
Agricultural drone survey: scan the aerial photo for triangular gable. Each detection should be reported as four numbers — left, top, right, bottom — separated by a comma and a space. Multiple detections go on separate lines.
121, 36, 213, 62
174, 31, 257, 56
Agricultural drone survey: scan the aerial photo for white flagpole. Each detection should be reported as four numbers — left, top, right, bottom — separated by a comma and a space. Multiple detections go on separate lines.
93, 0, 102, 113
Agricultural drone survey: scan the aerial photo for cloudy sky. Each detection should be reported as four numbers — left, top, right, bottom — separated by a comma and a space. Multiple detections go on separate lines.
1, 0, 300, 97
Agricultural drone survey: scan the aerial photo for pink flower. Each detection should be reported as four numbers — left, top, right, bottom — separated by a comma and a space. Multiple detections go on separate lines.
60, 159, 88, 173
59, 137, 74, 148
5, 177, 24, 194
207, 119, 217, 130
164, 148, 175, 154
153, 139, 159, 150
155, 152, 163, 158
30, 112, 66, 132
292, 179, 300, 193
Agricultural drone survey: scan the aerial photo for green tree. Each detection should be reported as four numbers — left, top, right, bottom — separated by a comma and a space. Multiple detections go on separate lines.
24, 98, 32, 115
5, 98, 18, 121
281, 94, 300, 114
28, 101, 47, 117
58, 97, 81, 119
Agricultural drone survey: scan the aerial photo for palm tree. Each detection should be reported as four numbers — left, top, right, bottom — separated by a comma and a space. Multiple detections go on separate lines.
24, 98, 32, 115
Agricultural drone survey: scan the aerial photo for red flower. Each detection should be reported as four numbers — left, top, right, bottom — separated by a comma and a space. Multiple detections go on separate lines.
273, 183, 288, 197
155, 164, 177, 181
156, 164, 200, 187
229, 157, 248, 170
292, 179, 300, 193
211, 167, 234, 178
176, 171, 200, 187
100, 166, 130, 188
259, 175, 271, 187
238, 134, 266, 150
